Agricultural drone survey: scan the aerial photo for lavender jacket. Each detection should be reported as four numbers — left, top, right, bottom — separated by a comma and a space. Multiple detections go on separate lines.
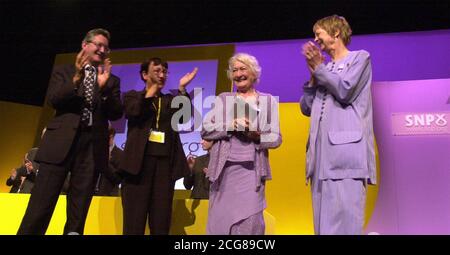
300, 50, 376, 184
201, 92, 282, 189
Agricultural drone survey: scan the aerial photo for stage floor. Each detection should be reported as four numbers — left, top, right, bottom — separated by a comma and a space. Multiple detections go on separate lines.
0, 192, 275, 235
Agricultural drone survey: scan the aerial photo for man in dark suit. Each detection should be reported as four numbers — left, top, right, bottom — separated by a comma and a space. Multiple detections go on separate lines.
95, 126, 123, 196
6, 148, 39, 193
183, 139, 212, 199
7, 167, 27, 193
120, 57, 197, 235
17, 28, 123, 235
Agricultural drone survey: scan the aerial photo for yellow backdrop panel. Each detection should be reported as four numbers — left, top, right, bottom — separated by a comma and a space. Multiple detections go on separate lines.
265, 102, 379, 234
0, 101, 43, 193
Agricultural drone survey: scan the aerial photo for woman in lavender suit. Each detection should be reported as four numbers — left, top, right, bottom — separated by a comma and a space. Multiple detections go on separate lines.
201, 53, 282, 235
300, 15, 376, 235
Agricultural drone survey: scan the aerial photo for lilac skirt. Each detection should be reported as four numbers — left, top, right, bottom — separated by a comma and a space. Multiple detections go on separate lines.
207, 161, 266, 235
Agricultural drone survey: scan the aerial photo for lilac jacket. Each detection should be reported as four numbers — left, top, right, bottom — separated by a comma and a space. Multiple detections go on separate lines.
201, 92, 282, 189
300, 50, 376, 184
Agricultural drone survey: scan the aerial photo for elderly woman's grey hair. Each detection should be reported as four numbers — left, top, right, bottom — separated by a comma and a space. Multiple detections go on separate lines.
227, 53, 262, 84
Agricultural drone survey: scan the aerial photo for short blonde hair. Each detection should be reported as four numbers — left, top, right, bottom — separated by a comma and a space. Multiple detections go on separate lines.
313, 15, 352, 46
227, 53, 262, 84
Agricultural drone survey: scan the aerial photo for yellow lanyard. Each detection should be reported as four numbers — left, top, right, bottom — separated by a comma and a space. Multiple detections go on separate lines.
152, 97, 162, 130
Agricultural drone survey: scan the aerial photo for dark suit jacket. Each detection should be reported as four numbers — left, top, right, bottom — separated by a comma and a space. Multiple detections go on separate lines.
6, 147, 39, 193
6, 167, 36, 193
119, 89, 190, 181
6, 166, 27, 193
35, 64, 123, 173
183, 153, 210, 199
26, 147, 39, 172
96, 146, 123, 196
18, 178, 35, 194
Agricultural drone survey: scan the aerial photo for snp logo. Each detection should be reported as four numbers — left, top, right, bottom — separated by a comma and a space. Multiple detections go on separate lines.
405, 113, 447, 127
392, 112, 450, 136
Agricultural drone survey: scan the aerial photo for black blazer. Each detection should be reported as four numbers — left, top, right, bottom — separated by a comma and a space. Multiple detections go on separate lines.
6, 166, 27, 193
6, 147, 39, 193
6, 166, 36, 193
96, 146, 123, 196
183, 153, 210, 199
119, 89, 190, 181
35, 64, 123, 173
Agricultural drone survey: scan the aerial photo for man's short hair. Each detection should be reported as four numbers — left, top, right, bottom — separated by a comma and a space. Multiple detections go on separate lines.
83, 28, 111, 43
140, 57, 169, 82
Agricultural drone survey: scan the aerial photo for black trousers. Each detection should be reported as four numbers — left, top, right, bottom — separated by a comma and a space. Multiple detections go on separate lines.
17, 129, 97, 235
121, 155, 175, 235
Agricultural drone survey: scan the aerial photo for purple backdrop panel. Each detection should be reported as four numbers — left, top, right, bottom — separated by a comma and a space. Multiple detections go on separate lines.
236, 40, 309, 103
236, 30, 450, 103
351, 30, 450, 82
366, 79, 450, 234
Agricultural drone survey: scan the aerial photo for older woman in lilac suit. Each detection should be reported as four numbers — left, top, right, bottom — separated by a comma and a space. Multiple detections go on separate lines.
201, 53, 282, 235
300, 15, 376, 235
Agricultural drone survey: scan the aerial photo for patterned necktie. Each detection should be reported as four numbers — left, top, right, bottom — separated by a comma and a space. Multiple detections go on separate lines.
81, 66, 95, 124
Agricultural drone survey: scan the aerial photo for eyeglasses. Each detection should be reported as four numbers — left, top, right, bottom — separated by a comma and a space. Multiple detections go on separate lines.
153, 69, 169, 76
88, 41, 111, 54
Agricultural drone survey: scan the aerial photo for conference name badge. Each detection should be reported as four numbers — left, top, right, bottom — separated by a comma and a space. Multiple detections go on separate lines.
149, 130, 165, 143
